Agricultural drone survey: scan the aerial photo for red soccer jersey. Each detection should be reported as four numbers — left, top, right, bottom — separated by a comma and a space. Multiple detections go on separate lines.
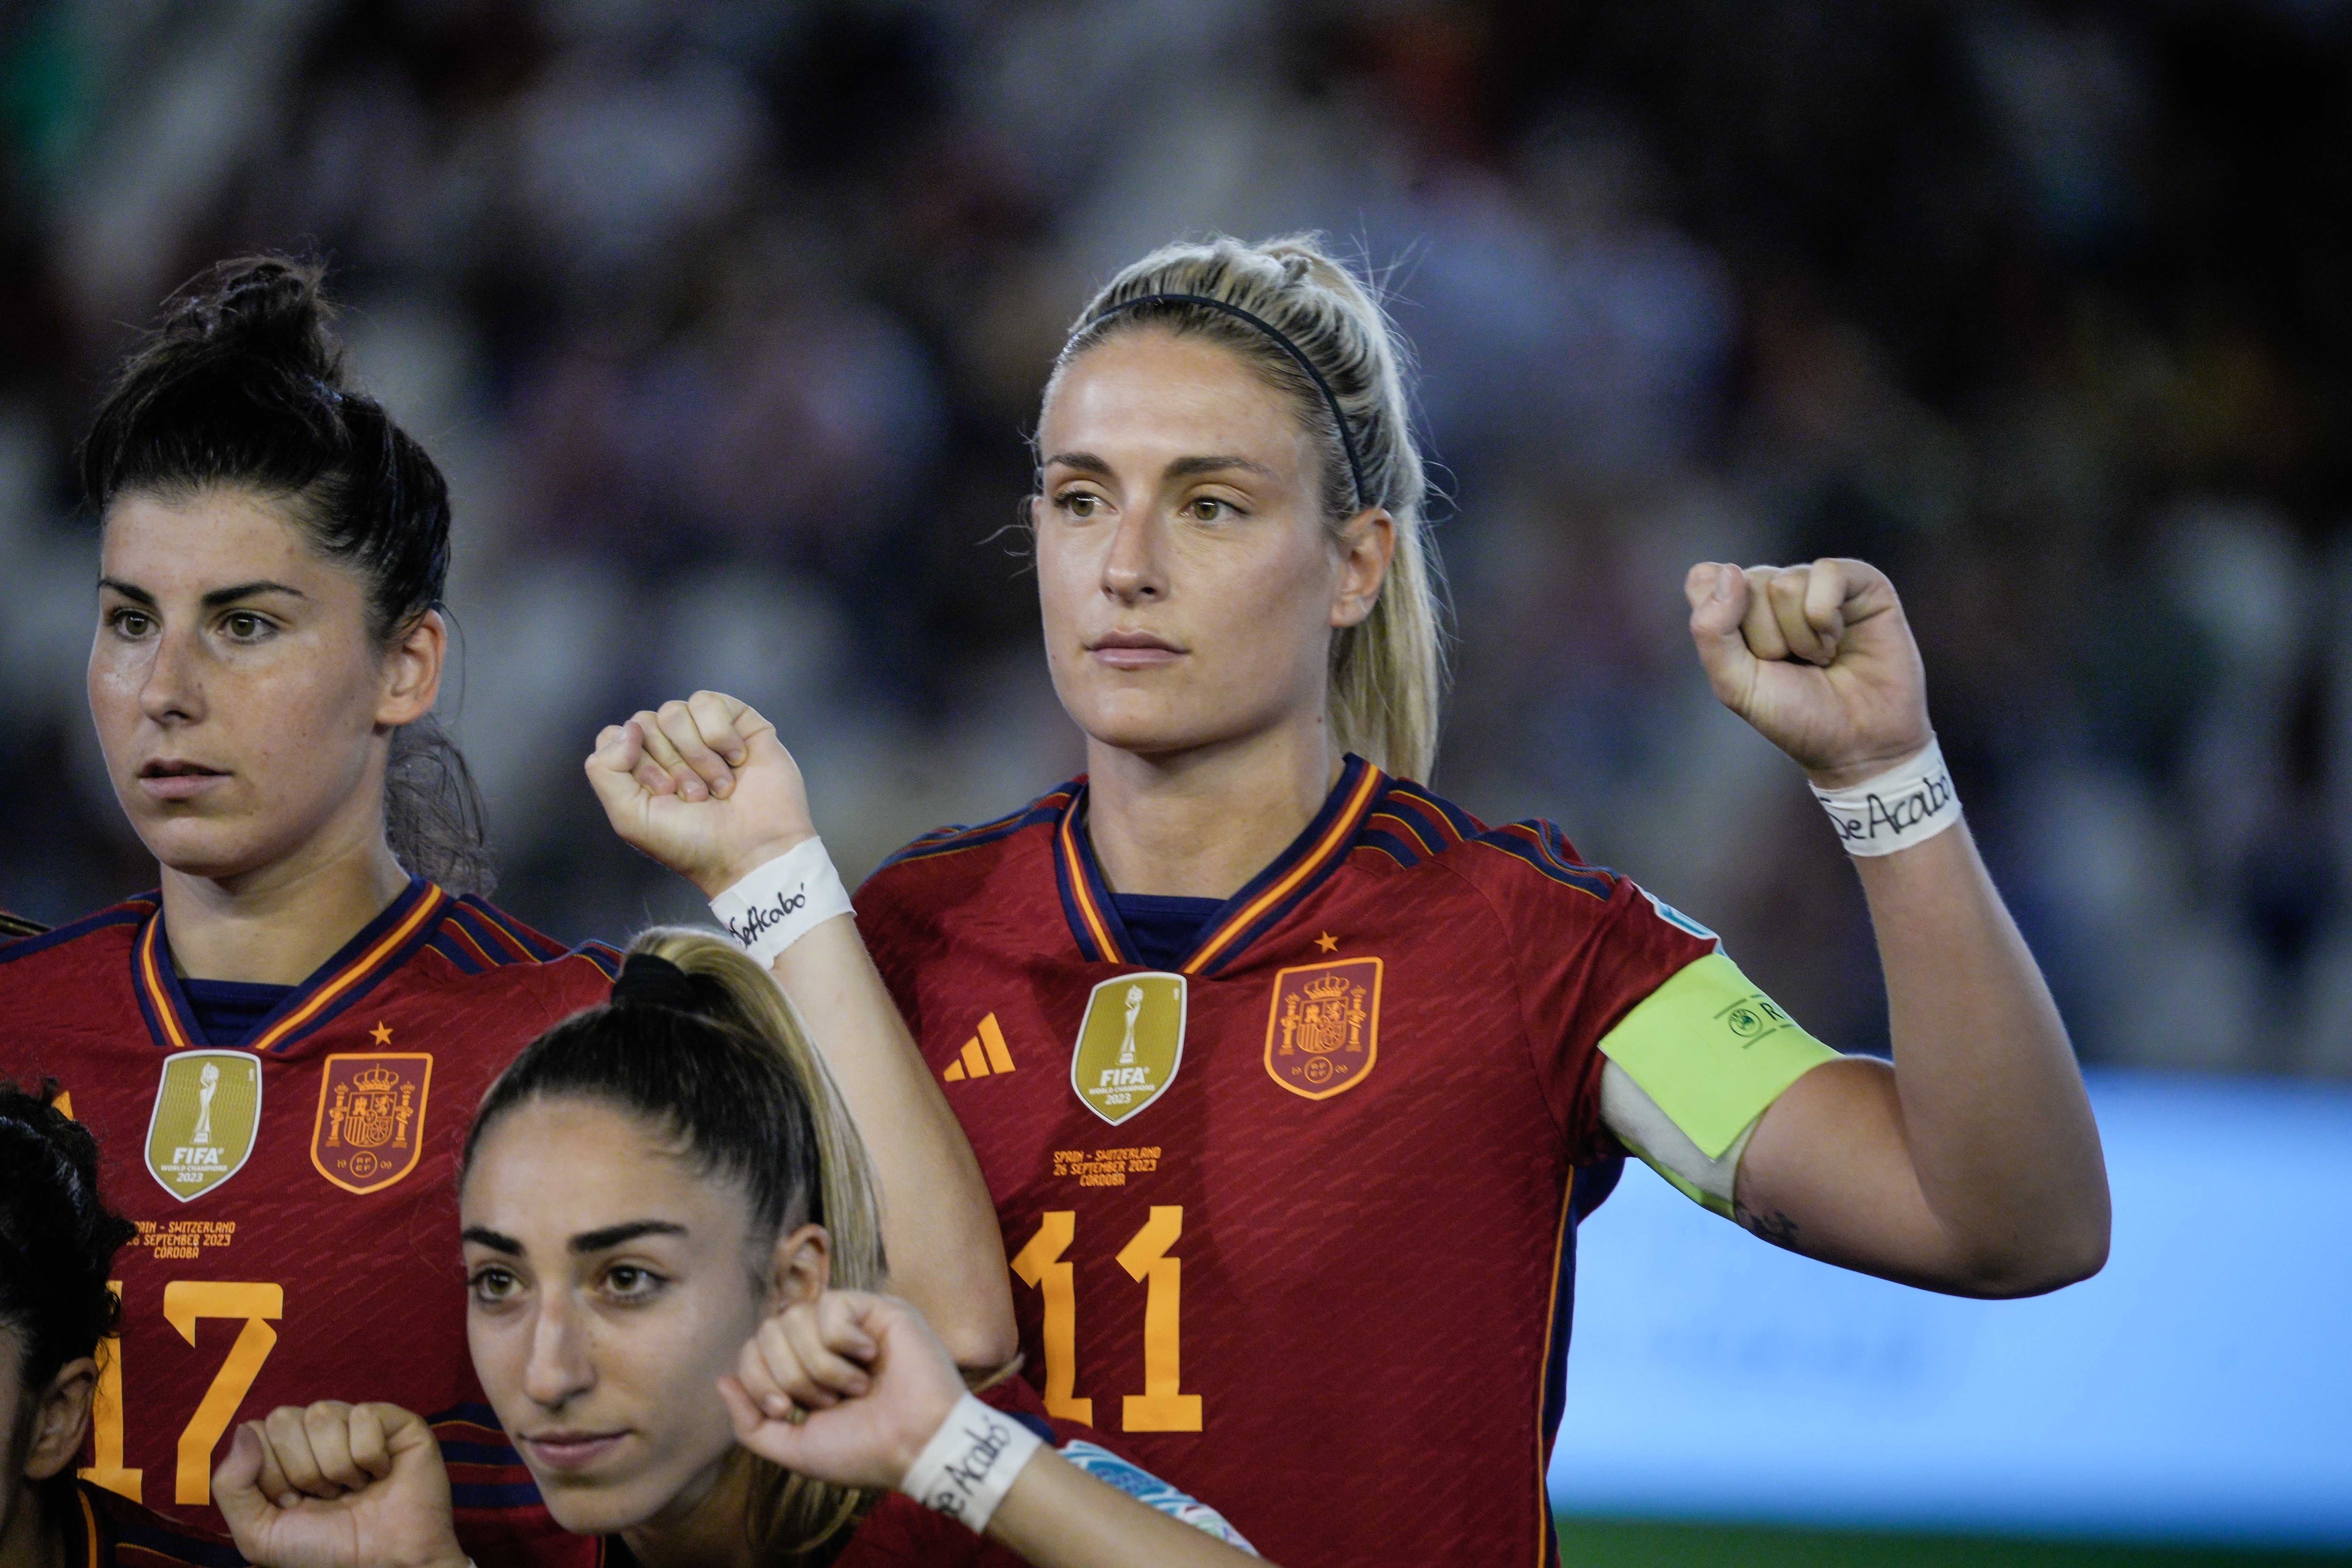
855, 756, 1712, 1568
0, 877, 616, 1560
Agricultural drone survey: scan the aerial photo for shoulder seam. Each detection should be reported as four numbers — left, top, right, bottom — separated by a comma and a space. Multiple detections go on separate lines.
0, 899, 151, 968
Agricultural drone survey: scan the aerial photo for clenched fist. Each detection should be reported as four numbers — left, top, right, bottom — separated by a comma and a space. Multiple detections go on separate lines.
1685, 558, 1933, 791
212, 1401, 464, 1568
585, 690, 817, 898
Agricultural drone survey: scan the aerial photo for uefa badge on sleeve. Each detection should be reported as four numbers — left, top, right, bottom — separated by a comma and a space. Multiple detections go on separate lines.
1070, 972, 1187, 1126
1263, 957, 1383, 1100
144, 1050, 262, 1201
311, 1052, 433, 1194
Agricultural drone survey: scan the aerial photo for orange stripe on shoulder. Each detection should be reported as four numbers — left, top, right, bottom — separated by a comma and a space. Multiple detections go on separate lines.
1187, 763, 1382, 973
250, 886, 446, 1052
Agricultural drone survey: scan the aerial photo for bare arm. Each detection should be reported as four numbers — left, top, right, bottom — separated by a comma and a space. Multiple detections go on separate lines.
1685, 560, 2110, 1297
587, 693, 1018, 1365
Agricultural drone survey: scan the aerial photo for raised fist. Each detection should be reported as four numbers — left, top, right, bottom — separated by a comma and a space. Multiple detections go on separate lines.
585, 690, 817, 898
1685, 558, 1933, 790
212, 1401, 465, 1568
717, 1289, 967, 1492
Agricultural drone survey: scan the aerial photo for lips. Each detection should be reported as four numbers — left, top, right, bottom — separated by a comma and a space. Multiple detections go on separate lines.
137, 760, 228, 803
1088, 630, 1184, 669
520, 1431, 629, 1473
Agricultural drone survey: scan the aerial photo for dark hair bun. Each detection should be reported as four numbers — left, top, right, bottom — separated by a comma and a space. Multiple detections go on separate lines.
159, 256, 343, 385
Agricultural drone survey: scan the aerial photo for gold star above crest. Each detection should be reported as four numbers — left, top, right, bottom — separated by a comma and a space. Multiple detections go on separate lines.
369, 1021, 393, 1047
1314, 931, 1339, 954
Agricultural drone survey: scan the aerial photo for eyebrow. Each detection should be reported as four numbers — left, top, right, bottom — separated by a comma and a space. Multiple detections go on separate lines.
97, 577, 309, 609
568, 1220, 688, 1254
1042, 452, 1275, 481
461, 1226, 522, 1254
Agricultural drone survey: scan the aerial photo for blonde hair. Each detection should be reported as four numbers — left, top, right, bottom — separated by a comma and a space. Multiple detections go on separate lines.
1051, 233, 1448, 780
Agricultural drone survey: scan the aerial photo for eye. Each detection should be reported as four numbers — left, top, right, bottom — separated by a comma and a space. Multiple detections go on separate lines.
601, 1263, 668, 1304
106, 607, 155, 639
1055, 489, 1104, 520
220, 611, 275, 643
1184, 497, 1231, 521
468, 1266, 523, 1305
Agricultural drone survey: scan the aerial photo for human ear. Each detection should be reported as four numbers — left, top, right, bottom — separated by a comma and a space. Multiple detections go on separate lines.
766, 1224, 833, 1312
23, 1356, 97, 1480
1330, 508, 1397, 629
377, 607, 447, 729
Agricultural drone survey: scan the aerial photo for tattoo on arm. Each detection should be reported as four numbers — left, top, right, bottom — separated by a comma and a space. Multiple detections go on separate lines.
1735, 1200, 1801, 1251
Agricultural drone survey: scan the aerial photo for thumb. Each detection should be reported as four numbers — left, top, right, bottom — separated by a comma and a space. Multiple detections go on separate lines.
212, 1424, 273, 1549
583, 725, 649, 820
1685, 562, 1759, 710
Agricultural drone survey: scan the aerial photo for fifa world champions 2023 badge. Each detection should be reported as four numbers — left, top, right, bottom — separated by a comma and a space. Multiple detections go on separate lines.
145, 1050, 263, 1201
1263, 956, 1383, 1100
1070, 972, 1187, 1126
311, 1040, 433, 1195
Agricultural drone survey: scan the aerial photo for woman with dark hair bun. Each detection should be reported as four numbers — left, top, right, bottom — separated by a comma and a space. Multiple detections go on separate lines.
0, 255, 619, 1557
0, 255, 1009, 1560
0, 1077, 241, 1568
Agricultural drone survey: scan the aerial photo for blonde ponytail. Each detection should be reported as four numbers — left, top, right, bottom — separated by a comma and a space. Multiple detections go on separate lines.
1054, 234, 1448, 780
629, 928, 886, 1292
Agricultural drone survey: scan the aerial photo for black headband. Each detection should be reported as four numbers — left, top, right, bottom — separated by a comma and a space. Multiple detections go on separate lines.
611, 952, 716, 1014
1082, 292, 1368, 509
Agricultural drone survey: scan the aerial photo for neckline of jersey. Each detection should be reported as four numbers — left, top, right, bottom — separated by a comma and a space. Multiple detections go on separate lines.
131, 876, 449, 1055
1052, 754, 1387, 977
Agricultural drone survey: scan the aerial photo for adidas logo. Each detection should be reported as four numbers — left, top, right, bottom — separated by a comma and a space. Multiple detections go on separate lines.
943, 1014, 1016, 1082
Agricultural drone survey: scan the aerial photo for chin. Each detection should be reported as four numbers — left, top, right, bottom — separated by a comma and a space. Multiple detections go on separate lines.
531, 1473, 667, 1537
135, 816, 299, 884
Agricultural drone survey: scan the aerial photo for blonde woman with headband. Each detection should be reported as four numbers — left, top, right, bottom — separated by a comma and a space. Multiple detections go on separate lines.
211, 932, 1266, 1568
612, 233, 2108, 1567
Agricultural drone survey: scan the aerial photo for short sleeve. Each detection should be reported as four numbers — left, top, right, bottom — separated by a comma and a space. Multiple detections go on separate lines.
1485, 835, 1719, 1162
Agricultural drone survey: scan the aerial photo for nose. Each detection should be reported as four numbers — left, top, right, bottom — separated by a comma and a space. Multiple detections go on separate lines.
521, 1289, 595, 1409
137, 621, 204, 726
1100, 506, 1165, 605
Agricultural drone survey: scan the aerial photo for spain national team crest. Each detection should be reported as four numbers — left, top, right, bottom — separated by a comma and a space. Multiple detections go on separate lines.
311, 1052, 433, 1195
144, 1050, 262, 1202
1070, 972, 1187, 1126
1263, 957, 1383, 1100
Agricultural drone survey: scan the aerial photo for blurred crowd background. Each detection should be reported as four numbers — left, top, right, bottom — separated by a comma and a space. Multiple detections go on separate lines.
0, 0, 2346, 1078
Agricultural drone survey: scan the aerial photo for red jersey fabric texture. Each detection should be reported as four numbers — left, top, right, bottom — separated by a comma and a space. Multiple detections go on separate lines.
855, 756, 1712, 1568
0, 878, 618, 1560
59, 1479, 243, 1568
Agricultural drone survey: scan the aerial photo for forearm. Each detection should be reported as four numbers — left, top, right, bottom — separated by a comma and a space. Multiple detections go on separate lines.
1853, 819, 2109, 1286
769, 916, 1017, 1365
986, 1449, 1271, 1568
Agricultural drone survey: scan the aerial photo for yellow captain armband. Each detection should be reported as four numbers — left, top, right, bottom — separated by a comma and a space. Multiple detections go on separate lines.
1597, 953, 1840, 1207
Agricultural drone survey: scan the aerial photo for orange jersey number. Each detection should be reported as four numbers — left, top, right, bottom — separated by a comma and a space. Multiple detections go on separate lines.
1010, 1207, 1202, 1433
80, 1279, 285, 1506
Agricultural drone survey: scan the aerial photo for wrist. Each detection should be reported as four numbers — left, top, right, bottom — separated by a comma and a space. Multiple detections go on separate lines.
1800, 735, 1934, 795
896, 1391, 1044, 1535
1810, 734, 1962, 857
707, 838, 854, 965
694, 830, 817, 900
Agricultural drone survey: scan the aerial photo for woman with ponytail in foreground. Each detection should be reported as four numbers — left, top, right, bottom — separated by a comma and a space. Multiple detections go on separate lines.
211, 934, 1265, 1568
628, 232, 2109, 1567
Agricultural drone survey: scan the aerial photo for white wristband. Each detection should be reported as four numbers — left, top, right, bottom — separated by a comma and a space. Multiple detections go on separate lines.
898, 1392, 1045, 1535
707, 838, 854, 965
1810, 737, 1962, 857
